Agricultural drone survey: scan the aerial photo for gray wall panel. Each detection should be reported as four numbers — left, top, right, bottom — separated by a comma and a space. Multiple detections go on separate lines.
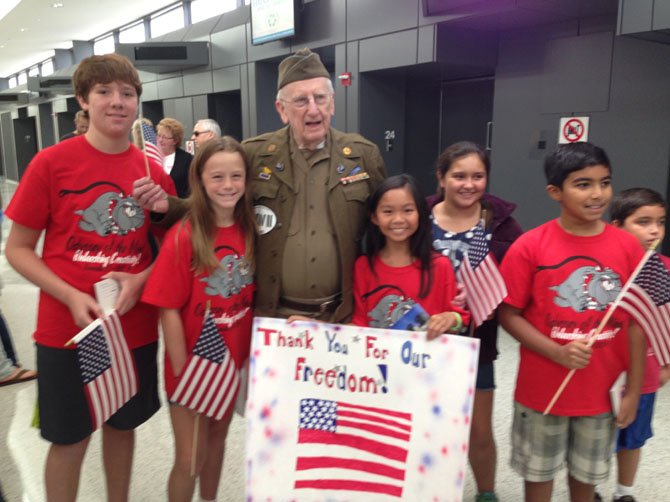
211, 25, 247, 69
38, 102, 55, 148
162, 100, 177, 122
138, 70, 158, 83
360, 73, 406, 176
51, 99, 69, 114
192, 95, 209, 126
213, 66, 241, 93
1, 112, 17, 181
240, 63, 252, 139
359, 30, 418, 72
404, 81, 441, 195
345, 41, 359, 132
183, 71, 214, 96
170, 97, 194, 128
653, 0, 670, 30
490, 25, 567, 230
246, 33, 290, 63
491, 24, 670, 230
141, 81, 158, 102
291, 0, 346, 48
619, 0, 653, 34
417, 25, 436, 64
157, 77, 185, 100
187, 16, 221, 40
246, 63, 258, 137
254, 62, 283, 135
436, 26, 498, 69
348, 0, 419, 40
334, 43, 347, 131
540, 31, 613, 113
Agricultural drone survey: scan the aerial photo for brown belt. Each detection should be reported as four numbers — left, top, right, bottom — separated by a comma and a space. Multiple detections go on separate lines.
279, 296, 341, 314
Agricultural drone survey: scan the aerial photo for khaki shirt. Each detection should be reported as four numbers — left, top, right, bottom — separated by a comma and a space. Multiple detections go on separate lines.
244, 126, 386, 322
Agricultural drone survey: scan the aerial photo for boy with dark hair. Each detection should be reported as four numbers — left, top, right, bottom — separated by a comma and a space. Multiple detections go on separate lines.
499, 142, 646, 501
607, 187, 670, 502
5, 53, 174, 501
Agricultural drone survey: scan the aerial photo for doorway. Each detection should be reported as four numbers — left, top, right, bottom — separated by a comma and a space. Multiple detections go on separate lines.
13, 117, 38, 179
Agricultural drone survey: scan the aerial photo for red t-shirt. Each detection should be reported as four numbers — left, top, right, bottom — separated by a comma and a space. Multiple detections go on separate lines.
142, 221, 255, 395
501, 219, 644, 415
352, 254, 469, 329
6, 135, 176, 349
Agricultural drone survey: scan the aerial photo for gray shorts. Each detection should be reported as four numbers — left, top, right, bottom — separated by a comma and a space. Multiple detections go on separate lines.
510, 401, 616, 484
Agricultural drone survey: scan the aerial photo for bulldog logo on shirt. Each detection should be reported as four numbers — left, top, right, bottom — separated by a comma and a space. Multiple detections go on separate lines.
363, 285, 416, 329
60, 181, 144, 237
548, 262, 621, 313
201, 245, 253, 299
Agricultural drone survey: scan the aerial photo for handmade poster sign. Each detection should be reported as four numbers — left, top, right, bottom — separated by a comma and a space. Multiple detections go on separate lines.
245, 317, 480, 501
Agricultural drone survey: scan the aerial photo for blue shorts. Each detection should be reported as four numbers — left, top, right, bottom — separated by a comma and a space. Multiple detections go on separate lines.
616, 392, 656, 451
475, 361, 495, 390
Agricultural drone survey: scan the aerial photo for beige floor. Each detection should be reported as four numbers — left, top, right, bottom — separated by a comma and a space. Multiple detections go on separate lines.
1, 178, 669, 501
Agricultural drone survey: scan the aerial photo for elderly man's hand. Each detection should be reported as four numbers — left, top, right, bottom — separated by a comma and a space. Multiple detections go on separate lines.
133, 177, 168, 213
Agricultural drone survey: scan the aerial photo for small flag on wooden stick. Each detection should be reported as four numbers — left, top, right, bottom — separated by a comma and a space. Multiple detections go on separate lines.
170, 310, 240, 420
70, 311, 138, 430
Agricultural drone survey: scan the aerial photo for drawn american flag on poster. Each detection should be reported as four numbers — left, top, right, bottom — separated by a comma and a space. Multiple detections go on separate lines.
171, 311, 239, 420
141, 121, 163, 167
619, 253, 670, 366
76, 311, 137, 430
293, 399, 412, 498
459, 222, 507, 327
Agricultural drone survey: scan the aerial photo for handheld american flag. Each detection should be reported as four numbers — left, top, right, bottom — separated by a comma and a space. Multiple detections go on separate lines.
170, 311, 240, 420
140, 121, 163, 167
458, 222, 507, 327
293, 399, 412, 498
75, 311, 137, 430
618, 253, 670, 366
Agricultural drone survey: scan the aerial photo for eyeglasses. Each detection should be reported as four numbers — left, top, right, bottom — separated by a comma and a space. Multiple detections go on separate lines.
157, 134, 174, 141
192, 130, 209, 137
280, 93, 332, 109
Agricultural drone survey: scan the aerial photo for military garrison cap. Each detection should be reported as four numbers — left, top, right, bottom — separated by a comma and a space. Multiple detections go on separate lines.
277, 48, 330, 90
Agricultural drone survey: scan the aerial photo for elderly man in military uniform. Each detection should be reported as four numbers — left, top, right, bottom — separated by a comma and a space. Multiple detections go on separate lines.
134, 48, 386, 322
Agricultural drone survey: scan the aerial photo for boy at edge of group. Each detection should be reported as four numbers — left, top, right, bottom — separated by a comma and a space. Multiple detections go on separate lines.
600, 188, 670, 502
499, 142, 646, 502
5, 54, 175, 501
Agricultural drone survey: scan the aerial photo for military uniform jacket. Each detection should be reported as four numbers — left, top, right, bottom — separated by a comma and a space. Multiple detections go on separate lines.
243, 126, 386, 322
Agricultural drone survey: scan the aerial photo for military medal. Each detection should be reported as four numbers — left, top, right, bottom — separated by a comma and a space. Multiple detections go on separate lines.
340, 172, 370, 184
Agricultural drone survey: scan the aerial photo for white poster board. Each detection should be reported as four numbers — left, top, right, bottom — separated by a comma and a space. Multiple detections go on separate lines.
246, 317, 480, 501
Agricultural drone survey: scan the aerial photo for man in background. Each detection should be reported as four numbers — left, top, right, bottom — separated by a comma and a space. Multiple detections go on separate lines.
59, 110, 88, 141
190, 118, 221, 150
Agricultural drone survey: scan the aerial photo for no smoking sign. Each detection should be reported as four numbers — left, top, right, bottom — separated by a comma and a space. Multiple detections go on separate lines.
558, 116, 589, 144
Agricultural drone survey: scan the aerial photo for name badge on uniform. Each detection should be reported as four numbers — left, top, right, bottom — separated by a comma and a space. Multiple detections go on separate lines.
254, 205, 277, 235
340, 172, 370, 185
258, 166, 272, 180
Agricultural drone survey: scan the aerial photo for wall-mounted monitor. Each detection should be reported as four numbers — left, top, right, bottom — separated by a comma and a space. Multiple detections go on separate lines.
251, 0, 298, 45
